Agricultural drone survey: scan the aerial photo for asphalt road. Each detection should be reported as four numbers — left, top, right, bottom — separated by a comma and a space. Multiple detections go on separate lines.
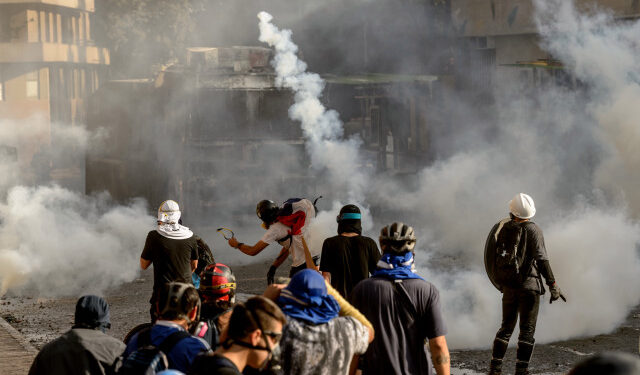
2, 260, 638, 374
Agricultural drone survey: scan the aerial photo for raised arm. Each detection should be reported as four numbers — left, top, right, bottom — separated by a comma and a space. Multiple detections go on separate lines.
228, 237, 269, 256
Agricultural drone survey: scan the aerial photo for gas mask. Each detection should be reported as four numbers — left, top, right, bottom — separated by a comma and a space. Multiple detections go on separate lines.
249, 309, 282, 373
257, 334, 281, 373
226, 337, 281, 373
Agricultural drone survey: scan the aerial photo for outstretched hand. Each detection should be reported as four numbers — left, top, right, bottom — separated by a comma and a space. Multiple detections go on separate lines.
267, 265, 278, 285
549, 284, 567, 304
228, 237, 239, 248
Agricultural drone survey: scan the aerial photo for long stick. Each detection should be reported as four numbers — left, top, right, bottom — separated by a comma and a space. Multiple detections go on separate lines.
301, 236, 319, 271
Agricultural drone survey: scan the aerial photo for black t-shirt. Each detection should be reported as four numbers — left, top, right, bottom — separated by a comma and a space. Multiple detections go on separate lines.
188, 353, 242, 375
351, 277, 447, 375
141, 230, 198, 296
319, 235, 380, 299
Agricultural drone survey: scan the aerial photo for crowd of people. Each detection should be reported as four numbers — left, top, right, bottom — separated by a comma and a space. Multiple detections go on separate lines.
26, 196, 639, 375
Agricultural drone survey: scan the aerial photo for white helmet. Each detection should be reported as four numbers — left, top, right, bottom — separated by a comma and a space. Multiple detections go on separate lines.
158, 200, 181, 224
509, 193, 536, 219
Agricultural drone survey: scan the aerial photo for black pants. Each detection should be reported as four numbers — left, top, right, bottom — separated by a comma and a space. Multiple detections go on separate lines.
289, 256, 320, 277
495, 288, 540, 343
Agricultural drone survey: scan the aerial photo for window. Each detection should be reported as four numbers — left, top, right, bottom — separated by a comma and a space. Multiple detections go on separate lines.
0, 81, 4, 101
26, 70, 39, 99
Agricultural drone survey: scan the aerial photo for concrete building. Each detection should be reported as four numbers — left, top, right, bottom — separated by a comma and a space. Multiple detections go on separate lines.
0, 0, 109, 184
85, 46, 442, 222
451, 0, 640, 90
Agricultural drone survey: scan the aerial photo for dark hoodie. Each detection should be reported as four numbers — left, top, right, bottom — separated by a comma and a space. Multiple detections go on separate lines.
28, 295, 125, 375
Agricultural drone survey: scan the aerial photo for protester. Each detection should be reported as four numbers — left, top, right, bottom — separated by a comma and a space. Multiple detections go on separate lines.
28, 295, 125, 375
141, 200, 199, 321
193, 263, 236, 348
351, 222, 450, 375
228, 198, 320, 279
320, 204, 380, 299
265, 268, 373, 375
568, 352, 640, 375
484, 193, 566, 375
123, 282, 210, 373
189, 296, 287, 375
192, 234, 215, 288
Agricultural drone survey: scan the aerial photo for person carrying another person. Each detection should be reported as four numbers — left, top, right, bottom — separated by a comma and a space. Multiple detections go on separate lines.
264, 268, 374, 375
484, 193, 566, 375
193, 262, 237, 348
351, 222, 450, 375
28, 295, 125, 375
141, 200, 199, 322
228, 198, 320, 280
320, 204, 380, 299
188, 296, 287, 375
122, 282, 210, 373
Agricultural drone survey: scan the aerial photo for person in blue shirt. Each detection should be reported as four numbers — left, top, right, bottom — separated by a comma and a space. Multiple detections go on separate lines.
123, 282, 211, 372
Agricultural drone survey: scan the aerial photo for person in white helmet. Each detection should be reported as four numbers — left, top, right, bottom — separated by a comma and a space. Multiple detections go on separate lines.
140, 200, 199, 322
484, 193, 566, 375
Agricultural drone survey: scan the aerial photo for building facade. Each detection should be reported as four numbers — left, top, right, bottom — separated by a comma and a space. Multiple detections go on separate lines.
85, 47, 442, 223
0, 0, 109, 183
451, 0, 640, 91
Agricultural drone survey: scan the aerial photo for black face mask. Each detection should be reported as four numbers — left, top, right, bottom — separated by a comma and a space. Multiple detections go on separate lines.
244, 309, 282, 373
337, 219, 362, 235
226, 339, 281, 372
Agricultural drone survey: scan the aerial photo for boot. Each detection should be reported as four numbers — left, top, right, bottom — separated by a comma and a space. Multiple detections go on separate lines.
488, 337, 509, 375
515, 340, 535, 375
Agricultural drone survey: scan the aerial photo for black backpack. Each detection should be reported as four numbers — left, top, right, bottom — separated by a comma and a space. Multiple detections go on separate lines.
118, 327, 190, 375
492, 220, 531, 288
194, 235, 215, 276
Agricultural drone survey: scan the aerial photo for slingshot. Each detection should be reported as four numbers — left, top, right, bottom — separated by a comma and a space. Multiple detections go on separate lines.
216, 227, 235, 240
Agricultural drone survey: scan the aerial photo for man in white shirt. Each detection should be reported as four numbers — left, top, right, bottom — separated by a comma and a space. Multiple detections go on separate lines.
228, 199, 320, 280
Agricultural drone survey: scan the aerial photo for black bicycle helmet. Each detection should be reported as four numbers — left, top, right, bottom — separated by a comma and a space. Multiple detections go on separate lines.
157, 282, 201, 322
256, 200, 280, 225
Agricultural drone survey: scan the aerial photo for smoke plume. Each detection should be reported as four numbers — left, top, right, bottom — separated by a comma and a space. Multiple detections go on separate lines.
0, 117, 153, 297
257, 3, 640, 349
258, 11, 370, 203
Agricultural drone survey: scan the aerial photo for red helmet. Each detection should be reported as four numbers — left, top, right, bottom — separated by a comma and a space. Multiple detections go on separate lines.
199, 263, 236, 305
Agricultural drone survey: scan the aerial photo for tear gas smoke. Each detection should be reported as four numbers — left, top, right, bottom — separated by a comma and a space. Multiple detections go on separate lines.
0, 117, 153, 297
257, 3, 640, 349
258, 11, 370, 203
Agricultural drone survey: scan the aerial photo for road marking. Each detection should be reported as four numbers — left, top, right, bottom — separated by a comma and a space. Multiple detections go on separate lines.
549, 345, 593, 356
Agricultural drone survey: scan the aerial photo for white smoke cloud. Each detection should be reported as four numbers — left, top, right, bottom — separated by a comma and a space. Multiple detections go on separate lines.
0, 186, 153, 297
257, 3, 640, 350
534, 0, 640, 216
0, 116, 153, 297
258, 11, 369, 203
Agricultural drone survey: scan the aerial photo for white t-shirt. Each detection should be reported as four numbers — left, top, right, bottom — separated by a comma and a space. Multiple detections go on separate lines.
260, 221, 319, 267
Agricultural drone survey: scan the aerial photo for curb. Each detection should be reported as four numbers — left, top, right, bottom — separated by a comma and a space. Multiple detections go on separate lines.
0, 316, 38, 353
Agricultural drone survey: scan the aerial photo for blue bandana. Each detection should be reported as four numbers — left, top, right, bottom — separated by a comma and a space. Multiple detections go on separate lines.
372, 252, 425, 281
277, 269, 340, 325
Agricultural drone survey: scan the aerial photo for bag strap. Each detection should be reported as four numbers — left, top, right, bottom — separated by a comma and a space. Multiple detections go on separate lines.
158, 330, 191, 356
390, 279, 424, 373
136, 327, 153, 348
391, 280, 419, 320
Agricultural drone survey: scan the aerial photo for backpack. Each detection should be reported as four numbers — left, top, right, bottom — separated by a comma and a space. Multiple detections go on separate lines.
118, 327, 191, 375
274, 197, 319, 244
492, 220, 531, 288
